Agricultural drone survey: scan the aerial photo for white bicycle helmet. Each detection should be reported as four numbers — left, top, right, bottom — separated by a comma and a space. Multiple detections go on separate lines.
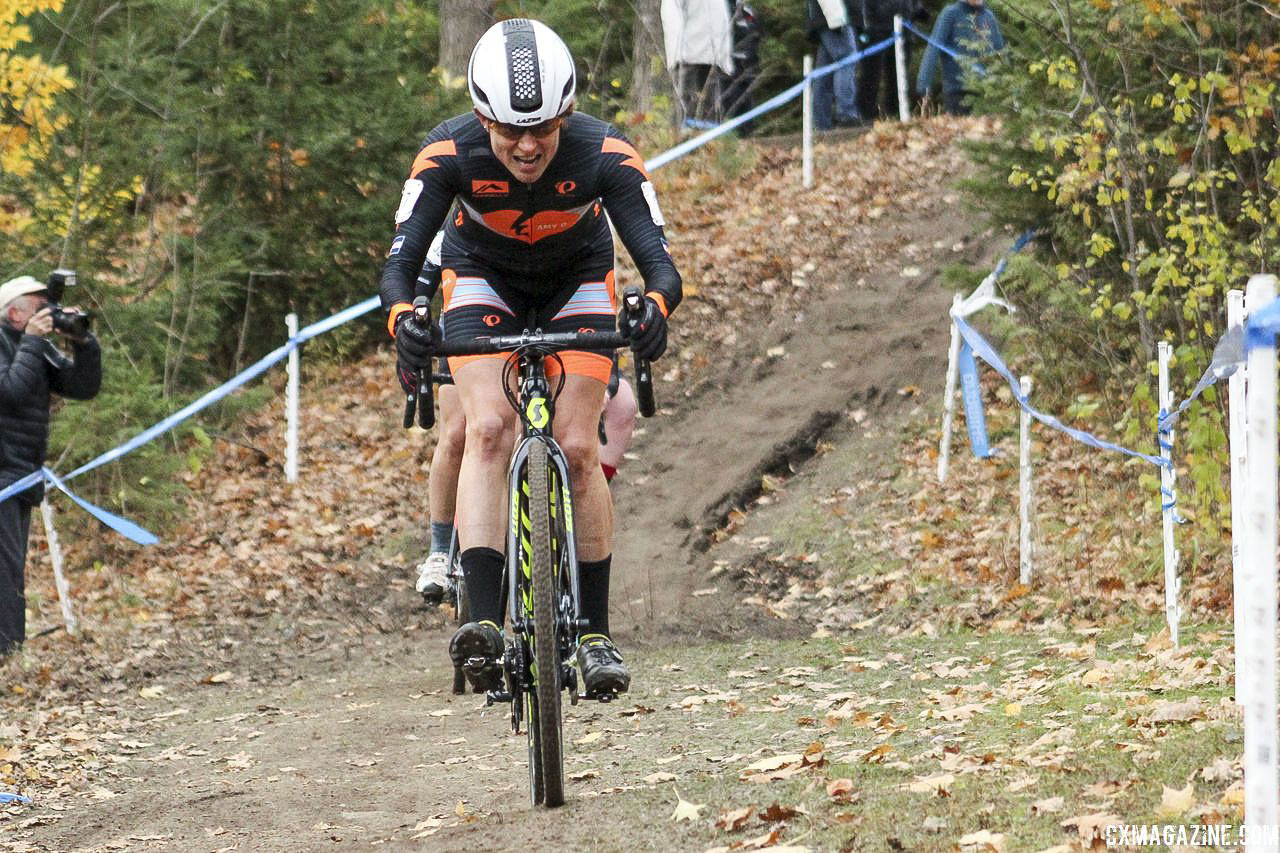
468, 19, 576, 126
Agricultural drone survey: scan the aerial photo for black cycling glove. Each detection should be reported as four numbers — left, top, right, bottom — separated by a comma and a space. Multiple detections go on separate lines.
394, 313, 440, 369
618, 296, 668, 362
395, 361, 417, 395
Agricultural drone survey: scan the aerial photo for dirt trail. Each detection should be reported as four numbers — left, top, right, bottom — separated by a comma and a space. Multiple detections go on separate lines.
12, 126, 1003, 851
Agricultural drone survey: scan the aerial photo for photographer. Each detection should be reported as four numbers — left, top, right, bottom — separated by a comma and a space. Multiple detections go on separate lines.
0, 273, 100, 656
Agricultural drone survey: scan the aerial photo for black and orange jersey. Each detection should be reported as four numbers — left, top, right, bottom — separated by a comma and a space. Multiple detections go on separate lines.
378, 111, 682, 335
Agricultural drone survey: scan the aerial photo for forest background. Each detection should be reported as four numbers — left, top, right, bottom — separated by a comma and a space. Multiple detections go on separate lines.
0, 0, 1277, 564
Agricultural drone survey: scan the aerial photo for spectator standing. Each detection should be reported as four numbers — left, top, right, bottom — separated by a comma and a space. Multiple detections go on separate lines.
0, 275, 101, 656
915, 0, 1005, 115
806, 0, 863, 130
856, 0, 925, 120
662, 0, 735, 124
719, 1, 764, 134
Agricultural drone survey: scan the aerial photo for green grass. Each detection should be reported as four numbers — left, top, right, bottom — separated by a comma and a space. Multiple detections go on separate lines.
574, 625, 1243, 852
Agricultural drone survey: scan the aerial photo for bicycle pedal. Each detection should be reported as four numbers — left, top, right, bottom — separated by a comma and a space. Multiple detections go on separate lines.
484, 689, 513, 706
579, 690, 617, 703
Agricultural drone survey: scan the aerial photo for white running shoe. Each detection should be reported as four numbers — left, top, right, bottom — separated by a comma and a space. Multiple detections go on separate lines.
414, 552, 450, 604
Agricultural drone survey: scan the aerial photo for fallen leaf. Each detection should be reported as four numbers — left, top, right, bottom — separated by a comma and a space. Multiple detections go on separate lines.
671, 792, 705, 822
1031, 796, 1064, 815
907, 773, 955, 795
957, 829, 1005, 851
644, 771, 678, 784
575, 731, 604, 745
202, 671, 233, 685
1061, 813, 1121, 844
138, 686, 166, 699
759, 802, 799, 823
1147, 698, 1204, 723
737, 829, 782, 850
1199, 758, 1235, 783
716, 805, 754, 832
568, 769, 599, 781
826, 778, 854, 800
1080, 667, 1108, 687
1155, 782, 1194, 818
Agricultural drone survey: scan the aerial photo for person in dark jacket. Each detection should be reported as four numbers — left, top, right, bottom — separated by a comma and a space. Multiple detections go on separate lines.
806, 0, 863, 129
720, 1, 764, 134
855, 0, 925, 120
915, 0, 1005, 115
0, 275, 101, 655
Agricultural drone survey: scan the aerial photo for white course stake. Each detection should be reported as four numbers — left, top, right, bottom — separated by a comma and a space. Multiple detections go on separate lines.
1242, 273, 1279, 849
802, 55, 813, 189
1018, 375, 1033, 585
39, 498, 77, 635
1157, 340, 1181, 646
894, 15, 910, 123
937, 294, 963, 483
1227, 288, 1249, 707
285, 312, 299, 483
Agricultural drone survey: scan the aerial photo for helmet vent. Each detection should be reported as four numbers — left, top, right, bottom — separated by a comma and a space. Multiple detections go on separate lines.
502, 19, 542, 114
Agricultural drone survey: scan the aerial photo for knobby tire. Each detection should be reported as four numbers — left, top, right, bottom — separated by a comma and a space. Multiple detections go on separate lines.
527, 441, 564, 807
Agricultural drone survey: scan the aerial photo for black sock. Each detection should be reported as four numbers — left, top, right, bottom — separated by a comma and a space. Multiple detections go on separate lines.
461, 547, 505, 626
578, 555, 612, 638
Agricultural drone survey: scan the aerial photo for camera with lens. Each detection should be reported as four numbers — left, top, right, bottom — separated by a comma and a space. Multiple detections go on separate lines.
45, 269, 93, 338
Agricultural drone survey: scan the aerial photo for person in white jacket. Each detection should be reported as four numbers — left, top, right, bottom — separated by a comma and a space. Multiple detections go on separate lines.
661, 0, 735, 123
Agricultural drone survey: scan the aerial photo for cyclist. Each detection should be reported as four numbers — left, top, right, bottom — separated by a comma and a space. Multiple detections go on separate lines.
380, 19, 681, 699
409, 251, 639, 605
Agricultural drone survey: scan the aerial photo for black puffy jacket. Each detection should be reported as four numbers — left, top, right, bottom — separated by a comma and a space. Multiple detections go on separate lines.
0, 325, 101, 505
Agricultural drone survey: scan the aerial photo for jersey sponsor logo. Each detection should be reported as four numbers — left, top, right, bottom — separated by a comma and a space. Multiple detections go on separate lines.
455, 209, 465, 227
387, 235, 405, 257
578, 327, 595, 335
483, 314, 501, 327
555, 180, 577, 195
472, 179, 510, 196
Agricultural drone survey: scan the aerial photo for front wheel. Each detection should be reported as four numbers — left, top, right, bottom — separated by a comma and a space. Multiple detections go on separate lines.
526, 440, 564, 807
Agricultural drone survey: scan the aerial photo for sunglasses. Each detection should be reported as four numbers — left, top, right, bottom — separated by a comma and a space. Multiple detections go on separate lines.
484, 115, 565, 141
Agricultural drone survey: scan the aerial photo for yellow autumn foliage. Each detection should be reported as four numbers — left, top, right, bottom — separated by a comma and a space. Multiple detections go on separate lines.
1, 0, 72, 233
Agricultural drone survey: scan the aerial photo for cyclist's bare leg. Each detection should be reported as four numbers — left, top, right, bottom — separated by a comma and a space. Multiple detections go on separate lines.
552, 374, 612, 561
428, 385, 464, 528
447, 356, 520, 663
554, 372, 630, 694
453, 358, 518, 553
415, 385, 465, 602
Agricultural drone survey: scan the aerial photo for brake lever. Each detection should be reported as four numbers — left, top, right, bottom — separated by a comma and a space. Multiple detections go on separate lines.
621, 286, 657, 418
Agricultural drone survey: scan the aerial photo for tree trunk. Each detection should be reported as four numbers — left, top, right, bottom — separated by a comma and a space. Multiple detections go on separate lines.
630, 0, 670, 115
440, 0, 496, 79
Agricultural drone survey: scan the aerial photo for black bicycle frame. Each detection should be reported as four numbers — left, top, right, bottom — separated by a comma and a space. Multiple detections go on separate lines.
502, 348, 581, 659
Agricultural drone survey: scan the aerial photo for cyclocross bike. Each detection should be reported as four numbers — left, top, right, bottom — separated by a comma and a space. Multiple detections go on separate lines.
402, 287, 655, 807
